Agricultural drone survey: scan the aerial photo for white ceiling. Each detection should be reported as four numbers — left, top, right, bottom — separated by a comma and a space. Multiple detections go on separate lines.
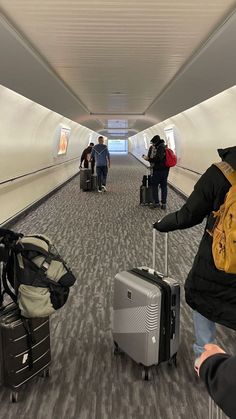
0, 0, 236, 138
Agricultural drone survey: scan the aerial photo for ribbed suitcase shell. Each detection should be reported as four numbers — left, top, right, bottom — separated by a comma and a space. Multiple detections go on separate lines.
0, 305, 51, 391
113, 268, 180, 367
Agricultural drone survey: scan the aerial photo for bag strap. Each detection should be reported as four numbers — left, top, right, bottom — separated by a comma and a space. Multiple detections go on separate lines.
25, 234, 51, 246
2, 262, 17, 303
16, 236, 49, 258
0, 262, 4, 306
21, 317, 36, 370
214, 162, 236, 185
94, 147, 107, 156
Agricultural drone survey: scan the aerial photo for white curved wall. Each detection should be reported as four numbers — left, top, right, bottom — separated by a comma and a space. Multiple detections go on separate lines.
130, 85, 236, 196
2, 83, 236, 225
0, 85, 98, 225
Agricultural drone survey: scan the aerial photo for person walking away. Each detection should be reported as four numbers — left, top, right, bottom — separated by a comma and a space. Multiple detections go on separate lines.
90, 136, 110, 192
142, 135, 169, 209
80, 142, 95, 174
153, 146, 236, 366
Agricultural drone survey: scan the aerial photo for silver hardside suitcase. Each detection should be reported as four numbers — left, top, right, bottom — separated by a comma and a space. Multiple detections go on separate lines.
113, 230, 180, 379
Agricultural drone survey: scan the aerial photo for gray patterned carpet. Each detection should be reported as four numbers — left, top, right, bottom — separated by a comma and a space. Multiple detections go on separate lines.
0, 154, 233, 419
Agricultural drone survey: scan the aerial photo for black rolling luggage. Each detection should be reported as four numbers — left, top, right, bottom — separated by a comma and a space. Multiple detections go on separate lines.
0, 304, 51, 402
80, 167, 92, 191
0, 243, 51, 402
140, 174, 153, 205
113, 230, 180, 380
80, 168, 97, 191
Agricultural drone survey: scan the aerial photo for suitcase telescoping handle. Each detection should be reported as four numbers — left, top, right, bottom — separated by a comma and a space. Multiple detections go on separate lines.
209, 396, 224, 419
152, 228, 168, 277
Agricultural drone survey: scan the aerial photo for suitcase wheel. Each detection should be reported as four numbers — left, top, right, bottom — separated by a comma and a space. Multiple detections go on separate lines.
141, 367, 151, 381
113, 341, 123, 355
168, 353, 177, 367
10, 391, 18, 403
39, 368, 50, 378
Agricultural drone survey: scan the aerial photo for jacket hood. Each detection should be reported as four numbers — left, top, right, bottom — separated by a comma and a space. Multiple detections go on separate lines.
150, 135, 165, 147
218, 146, 236, 170
153, 138, 165, 147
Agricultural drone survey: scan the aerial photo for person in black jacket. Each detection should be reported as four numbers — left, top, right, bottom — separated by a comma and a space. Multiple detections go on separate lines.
153, 146, 236, 360
142, 135, 169, 209
197, 343, 236, 419
80, 142, 95, 174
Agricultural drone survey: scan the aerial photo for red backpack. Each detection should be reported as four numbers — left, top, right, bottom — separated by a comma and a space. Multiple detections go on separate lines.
165, 147, 177, 167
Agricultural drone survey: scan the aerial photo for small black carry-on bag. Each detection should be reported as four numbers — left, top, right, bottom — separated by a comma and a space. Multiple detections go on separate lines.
0, 302, 51, 403
80, 166, 97, 191
140, 173, 153, 205
112, 228, 180, 380
80, 167, 92, 191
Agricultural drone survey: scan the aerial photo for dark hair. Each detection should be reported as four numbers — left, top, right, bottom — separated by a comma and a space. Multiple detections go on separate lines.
89, 142, 94, 146
150, 135, 161, 144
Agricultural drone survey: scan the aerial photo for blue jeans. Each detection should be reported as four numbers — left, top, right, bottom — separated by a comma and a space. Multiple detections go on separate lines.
96, 165, 108, 190
192, 310, 216, 358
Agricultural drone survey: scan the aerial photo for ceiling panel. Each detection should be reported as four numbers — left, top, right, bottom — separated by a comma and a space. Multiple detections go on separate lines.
0, 0, 235, 136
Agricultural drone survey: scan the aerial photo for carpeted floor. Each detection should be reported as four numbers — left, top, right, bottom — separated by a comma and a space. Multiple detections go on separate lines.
0, 154, 233, 419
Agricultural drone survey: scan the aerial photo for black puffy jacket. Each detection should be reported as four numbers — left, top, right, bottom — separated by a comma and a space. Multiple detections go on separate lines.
200, 353, 236, 418
155, 146, 236, 329
148, 139, 167, 171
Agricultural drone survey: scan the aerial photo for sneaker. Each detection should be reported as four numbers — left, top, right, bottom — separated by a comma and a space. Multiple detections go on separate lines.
101, 185, 107, 191
98, 189, 102, 193
149, 202, 160, 208
161, 204, 166, 210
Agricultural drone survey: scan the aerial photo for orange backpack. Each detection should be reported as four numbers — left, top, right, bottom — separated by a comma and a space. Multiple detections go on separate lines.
209, 161, 236, 273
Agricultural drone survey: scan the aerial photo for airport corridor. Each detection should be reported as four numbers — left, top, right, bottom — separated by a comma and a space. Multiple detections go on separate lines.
0, 154, 234, 419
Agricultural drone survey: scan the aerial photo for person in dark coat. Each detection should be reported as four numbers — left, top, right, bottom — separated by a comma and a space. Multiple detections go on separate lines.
197, 343, 236, 419
142, 135, 169, 209
153, 146, 236, 359
80, 142, 95, 174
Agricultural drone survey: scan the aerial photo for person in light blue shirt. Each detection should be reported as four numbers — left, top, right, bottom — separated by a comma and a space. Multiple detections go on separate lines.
91, 136, 110, 192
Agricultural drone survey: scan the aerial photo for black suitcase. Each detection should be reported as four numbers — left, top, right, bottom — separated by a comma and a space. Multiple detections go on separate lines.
140, 185, 153, 205
0, 304, 51, 402
142, 174, 152, 187
80, 168, 92, 191
80, 169, 98, 191
140, 174, 153, 205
